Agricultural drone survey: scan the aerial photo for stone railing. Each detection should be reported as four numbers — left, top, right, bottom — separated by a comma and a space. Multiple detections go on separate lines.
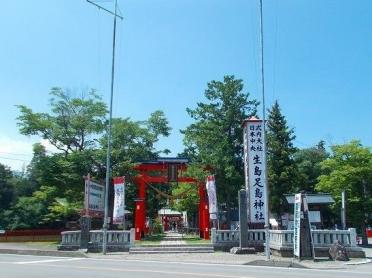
312, 229, 357, 247
211, 228, 266, 250
59, 229, 135, 252
268, 230, 293, 250
269, 228, 358, 249
211, 228, 361, 255
61, 230, 81, 247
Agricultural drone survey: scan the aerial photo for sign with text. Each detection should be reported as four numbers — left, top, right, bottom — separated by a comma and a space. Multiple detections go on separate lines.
293, 193, 302, 257
244, 118, 267, 223
113, 176, 125, 225
206, 175, 218, 220
84, 176, 104, 216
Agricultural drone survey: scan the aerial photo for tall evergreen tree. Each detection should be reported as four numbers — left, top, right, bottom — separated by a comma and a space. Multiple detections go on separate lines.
266, 101, 298, 220
182, 75, 259, 210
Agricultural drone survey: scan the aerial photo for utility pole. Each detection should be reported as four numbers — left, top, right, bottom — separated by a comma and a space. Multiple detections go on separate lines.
259, 0, 270, 261
87, 0, 123, 255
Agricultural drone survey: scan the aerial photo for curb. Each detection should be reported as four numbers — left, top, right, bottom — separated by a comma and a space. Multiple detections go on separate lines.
0, 248, 88, 258
244, 260, 307, 268
344, 259, 371, 265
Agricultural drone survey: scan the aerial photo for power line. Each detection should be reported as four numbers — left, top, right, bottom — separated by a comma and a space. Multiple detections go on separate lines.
0, 151, 33, 157
0, 156, 29, 162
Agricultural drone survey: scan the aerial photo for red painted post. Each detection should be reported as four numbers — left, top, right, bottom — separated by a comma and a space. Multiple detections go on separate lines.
198, 182, 210, 240
134, 200, 142, 240
134, 176, 146, 240
203, 202, 210, 240
198, 184, 204, 238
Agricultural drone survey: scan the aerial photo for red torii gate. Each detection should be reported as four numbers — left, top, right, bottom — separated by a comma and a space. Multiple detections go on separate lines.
133, 158, 210, 240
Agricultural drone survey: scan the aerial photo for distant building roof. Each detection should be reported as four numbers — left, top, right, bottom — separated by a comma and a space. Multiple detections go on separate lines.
158, 208, 182, 216
285, 193, 335, 204
138, 157, 189, 164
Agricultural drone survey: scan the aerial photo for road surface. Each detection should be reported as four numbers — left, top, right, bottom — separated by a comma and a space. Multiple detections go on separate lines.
0, 254, 371, 278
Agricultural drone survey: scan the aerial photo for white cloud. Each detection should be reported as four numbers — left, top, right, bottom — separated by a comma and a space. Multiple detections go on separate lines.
0, 136, 61, 171
0, 136, 33, 171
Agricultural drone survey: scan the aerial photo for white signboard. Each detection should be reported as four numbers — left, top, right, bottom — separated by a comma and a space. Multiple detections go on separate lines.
113, 176, 125, 224
84, 177, 104, 214
308, 211, 321, 223
293, 193, 302, 257
206, 175, 218, 220
244, 119, 267, 223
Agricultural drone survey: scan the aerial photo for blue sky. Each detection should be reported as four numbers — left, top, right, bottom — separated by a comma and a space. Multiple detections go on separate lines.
0, 0, 371, 170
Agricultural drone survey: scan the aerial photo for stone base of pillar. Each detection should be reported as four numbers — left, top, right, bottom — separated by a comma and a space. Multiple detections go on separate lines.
80, 216, 91, 250
230, 247, 256, 254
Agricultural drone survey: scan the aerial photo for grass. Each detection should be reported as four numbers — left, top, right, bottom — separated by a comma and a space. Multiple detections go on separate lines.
135, 233, 165, 246
180, 233, 211, 245
183, 237, 211, 245
22, 242, 59, 249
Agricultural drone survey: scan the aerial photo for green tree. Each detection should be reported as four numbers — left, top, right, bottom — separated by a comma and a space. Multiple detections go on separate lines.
316, 140, 372, 244
293, 140, 329, 193
172, 182, 199, 227
0, 164, 15, 228
14, 88, 172, 228
17, 88, 107, 155
3, 186, 60, 230
182, 75, 258, 212
266, 101, 298, 220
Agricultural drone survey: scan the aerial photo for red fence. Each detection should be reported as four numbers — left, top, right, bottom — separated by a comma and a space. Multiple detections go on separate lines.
0, 229, 63, 242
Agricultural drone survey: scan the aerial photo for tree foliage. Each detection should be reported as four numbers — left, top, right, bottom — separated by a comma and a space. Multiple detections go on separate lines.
182, 75, 258, 209
0, 164, 15, 228
293, 140, 329, 193
316, 140, 372, 242
17, 88, 107, 154
2, 88, 172, 230
266, 101, 298, 218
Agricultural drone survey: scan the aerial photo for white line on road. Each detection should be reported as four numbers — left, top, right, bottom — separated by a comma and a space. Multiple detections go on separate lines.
15, 258, 84, 264
30, 263, 237, 278
84, 258, 372, 276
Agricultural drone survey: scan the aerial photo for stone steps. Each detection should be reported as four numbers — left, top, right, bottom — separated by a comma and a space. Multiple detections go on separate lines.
129, 232, 214, 254
129, 245, 214, 254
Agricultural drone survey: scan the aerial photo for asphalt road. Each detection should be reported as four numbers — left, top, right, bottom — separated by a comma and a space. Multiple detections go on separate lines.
0, 254, 371, 278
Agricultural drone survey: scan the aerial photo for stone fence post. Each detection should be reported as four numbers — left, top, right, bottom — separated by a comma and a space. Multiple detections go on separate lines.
211, 228, 217, 244
130, 228, 136, 247
349, 228, 357, 247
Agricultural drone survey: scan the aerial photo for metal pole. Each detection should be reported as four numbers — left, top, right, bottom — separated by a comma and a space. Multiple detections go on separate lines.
341, 191, 346, 230
102, 0, 118, 255
259, 0, 270, 261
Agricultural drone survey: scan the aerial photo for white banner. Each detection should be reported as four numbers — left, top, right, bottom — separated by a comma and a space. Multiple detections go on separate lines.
293, 193, 302, 257
113, 177, 125, 225
84, 176, 104, 214
206, 175, 218, 220
244, 119, 267, 223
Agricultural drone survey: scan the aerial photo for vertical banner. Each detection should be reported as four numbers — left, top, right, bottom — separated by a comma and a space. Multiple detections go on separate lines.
293, 193, 302, 257
206, 175, 218, 220
243, 123, 250, 208
243, 117, 267, 223
113, 176, 125, 225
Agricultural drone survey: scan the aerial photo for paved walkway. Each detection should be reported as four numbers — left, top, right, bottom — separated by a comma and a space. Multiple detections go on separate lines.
159, 231, 186, 245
